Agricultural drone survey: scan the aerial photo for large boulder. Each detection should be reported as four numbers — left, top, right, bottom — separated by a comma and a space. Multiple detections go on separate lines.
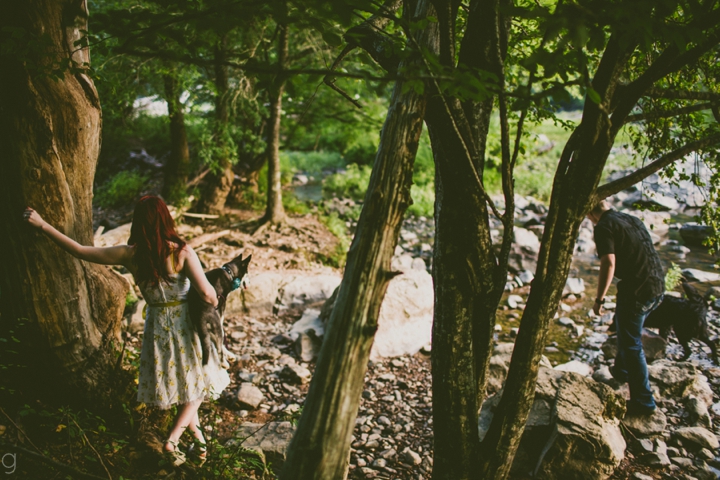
226, 271, 341, 317
514, 227, 541, 253
647, 360, 714, 407
294, 269, 434, 359
479, 368, 626, 480
682, 268, 720, 283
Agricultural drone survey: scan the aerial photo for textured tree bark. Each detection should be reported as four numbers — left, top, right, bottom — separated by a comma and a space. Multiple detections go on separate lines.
196, 39, 234, 214
263, 23, 288, 224
0, 0, 129, 400
162, 71, 191, 203
279, 2, 438, 477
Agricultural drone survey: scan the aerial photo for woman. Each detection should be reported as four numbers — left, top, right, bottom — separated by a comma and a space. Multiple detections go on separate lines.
24, 195, 230, 465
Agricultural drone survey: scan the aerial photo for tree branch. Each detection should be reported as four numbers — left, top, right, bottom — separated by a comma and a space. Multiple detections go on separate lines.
624, 101, 720, 124
644, 87, 720, 101
594, 132, 720, 200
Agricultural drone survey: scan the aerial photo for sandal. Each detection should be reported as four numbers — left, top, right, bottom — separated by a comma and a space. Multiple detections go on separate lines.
188, 440, 207, 466
164, 441, 187, 466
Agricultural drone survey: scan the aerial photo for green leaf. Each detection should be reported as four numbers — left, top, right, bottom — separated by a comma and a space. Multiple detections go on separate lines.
587, 88, 601, 104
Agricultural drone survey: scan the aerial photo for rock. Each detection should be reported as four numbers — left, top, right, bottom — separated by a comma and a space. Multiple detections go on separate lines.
514, 227, 541, 253
279, 364, 312, 385
601, 330, 667, 361
400, 448, 422, 465
518, 270, 535, 284
680, 223, 714, 247
227, 272, 284, 316
557, 317, 576, 328
294, 331, 322, 362
563, 278, 585, 296
623, 190, 679, 212
554, 360, 593, 377
705, 286, 720, 301
647, 360, 714, 406
237, 383, 264, 410
507, 295, 524, 309
371, 269, 434, 359
479, 368, 626, 479
673, 427, 720, 450
289, 308, 325, 339
682, 268, 720, 283
622, 409, 667, 438
686, 396, 712, 428
638, 452, 670, 466
278, 274, 341, 308
487, 344, 553, 394
592, 366, 620, 388
411, 257, 427, 271
230, 421, 295, 471
633, 472, 656, 480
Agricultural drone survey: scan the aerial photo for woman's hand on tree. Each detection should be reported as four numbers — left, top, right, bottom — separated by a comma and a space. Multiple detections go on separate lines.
24, 207, 46, 230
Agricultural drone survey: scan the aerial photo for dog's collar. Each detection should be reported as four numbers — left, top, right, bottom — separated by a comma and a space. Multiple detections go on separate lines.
221, 264, 235, 279
221, 264, 243, 291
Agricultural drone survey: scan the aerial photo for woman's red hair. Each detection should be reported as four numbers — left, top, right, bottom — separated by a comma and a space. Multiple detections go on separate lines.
128, 196, 186, 285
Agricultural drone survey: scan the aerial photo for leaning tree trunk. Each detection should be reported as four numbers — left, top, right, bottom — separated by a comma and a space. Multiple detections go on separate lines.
263, 23, 288, 224
280, 1, 438, 477
162, 71, 191, 203
0, 0, 129, 401
196, 38, 234, 214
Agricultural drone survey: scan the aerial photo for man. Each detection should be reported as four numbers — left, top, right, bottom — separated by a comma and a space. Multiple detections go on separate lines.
587, 200, 665, 416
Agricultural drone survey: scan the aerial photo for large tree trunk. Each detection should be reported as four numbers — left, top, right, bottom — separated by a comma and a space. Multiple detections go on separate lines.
263, 23, 288, 224
0, 0, 129, 400
196, 39, 234, 214
162, 71, 191, 203
280, 1, 438, 477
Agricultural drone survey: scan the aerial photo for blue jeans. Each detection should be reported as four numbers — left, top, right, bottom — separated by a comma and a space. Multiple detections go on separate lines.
611, 292, 664, 410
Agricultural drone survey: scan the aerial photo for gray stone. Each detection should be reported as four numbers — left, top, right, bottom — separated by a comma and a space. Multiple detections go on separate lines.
639, 452, 671, 466
680, 224, 714, 247
514, 227, 541, 253
554, 360, 593, 377
294, 330, 322, 363
279, 364, 312, 385
230, 421, 295, 471
563, 278, 586, 296
507, 295, 524, 309
673, 427, 720, 450
633, 472, 656, 480
400, 448, 422, 466
124, 299, 146, 334
686, 396, 712, 428
479, 368, 626, 479
670, 456, 695, 468
278, 274, 342, 308
648, 360, 714, 406
558, 317, 576, 328
601, 330, 667, 361
236, 383, 264, 410
622, 409, 667, 438
682, 268, 720, 283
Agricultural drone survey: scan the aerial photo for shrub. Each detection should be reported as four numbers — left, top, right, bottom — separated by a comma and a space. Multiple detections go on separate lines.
665, 262, 683, 291
322, 164, 373, 200
94, 171, 149, 208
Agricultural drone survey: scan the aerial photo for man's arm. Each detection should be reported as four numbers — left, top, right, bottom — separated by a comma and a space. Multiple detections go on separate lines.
594, 253, 616, 315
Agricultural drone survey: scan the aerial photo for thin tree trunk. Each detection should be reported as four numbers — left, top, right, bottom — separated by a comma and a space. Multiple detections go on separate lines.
162, 71, 190, 203
280, 1, 438, 477
263, 23, 288, 224
196, 38, 234, 214
0, 0, 128, 400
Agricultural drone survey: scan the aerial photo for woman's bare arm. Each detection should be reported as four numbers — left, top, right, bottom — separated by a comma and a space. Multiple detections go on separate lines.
24, 207, 134, 267
181, 245, 219, 307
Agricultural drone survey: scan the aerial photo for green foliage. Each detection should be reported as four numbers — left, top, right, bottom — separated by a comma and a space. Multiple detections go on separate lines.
664, 263, 683, 292
319, 212, 351, 268
125, 290, 139, 309
323, 164, 373, 200
281, 151, 344, 175
95, 171, 149, 209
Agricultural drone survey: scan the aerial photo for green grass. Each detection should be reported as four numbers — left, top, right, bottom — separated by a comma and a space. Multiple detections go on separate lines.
94, 170, 149, 208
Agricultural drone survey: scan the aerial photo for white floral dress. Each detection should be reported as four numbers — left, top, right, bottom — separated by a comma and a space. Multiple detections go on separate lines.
137, 269, 230, 409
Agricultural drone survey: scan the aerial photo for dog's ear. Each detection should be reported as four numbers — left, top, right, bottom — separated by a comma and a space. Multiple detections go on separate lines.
241, 255, 252, 268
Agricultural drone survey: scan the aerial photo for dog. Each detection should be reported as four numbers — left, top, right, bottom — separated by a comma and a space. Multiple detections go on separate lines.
188, 253, 251, 366
609, 282, 718, 364
644, 282, 719, 364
